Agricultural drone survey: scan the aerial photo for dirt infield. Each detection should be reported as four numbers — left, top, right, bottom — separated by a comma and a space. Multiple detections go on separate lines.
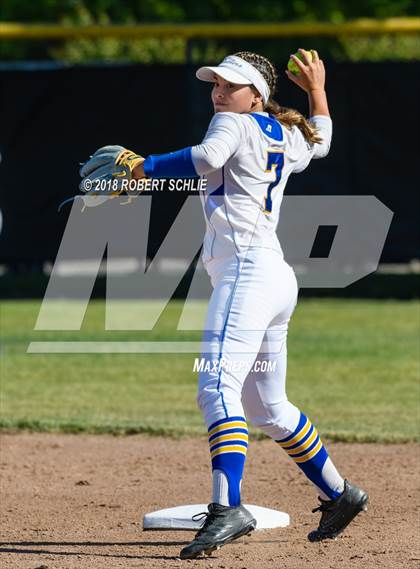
0, 434, 418, 569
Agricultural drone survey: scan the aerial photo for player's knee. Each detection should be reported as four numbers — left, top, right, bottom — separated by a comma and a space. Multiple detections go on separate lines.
247, 400, 299, 438
196, 386, 219, 413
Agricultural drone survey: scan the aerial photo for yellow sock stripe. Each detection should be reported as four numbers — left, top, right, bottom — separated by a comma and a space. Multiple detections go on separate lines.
209, 432, 248, 448
286, 428, 318, 457
291, 438, 323, 463
277, 418, 311, 449
210, 445, 248, 459
208, 420, 248, 438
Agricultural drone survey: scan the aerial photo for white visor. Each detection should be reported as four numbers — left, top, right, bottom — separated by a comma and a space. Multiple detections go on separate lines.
196, 55, 270, 104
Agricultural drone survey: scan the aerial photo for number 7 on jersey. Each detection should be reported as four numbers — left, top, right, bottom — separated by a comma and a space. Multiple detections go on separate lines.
263, 149, 284, 214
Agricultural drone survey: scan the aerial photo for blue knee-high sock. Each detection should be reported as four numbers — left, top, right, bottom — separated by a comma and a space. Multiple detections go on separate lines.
276, 412, 342, 500
208, 416, 248, 507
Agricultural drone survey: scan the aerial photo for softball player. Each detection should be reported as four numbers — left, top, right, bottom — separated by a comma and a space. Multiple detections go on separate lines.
81, 49, 368, 560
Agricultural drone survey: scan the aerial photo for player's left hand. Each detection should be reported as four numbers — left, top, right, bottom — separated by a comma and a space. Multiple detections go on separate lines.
79, 145, 145, 193
285, 49, 326, 94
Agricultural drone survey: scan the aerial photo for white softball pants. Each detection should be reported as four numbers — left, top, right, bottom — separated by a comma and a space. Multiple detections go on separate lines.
198, 248, 301, 439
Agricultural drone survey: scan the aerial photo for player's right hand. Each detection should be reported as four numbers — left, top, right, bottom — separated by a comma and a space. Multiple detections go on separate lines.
285, 49, 326, 93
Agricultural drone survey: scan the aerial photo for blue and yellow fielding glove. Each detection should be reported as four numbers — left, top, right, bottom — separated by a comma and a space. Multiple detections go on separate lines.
79, 145, 145, 194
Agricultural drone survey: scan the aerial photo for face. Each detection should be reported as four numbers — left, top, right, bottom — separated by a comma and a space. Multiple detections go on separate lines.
211, 74, 263, 114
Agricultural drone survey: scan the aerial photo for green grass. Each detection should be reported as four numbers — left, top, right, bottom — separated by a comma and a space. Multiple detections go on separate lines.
1, 299, 419, 442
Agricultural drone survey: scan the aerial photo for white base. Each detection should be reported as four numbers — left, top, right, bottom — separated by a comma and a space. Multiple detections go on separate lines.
143, 504, 289, 531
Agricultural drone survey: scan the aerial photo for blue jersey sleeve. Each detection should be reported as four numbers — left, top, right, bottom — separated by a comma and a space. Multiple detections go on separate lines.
143, 147, 198, 179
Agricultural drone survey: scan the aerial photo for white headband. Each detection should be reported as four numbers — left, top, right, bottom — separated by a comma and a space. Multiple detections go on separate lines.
196, 55, 271, 104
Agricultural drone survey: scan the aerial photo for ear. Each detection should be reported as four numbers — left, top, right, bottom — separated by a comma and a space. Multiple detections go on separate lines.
251, 95, 263, 108
251, 89, 263, 108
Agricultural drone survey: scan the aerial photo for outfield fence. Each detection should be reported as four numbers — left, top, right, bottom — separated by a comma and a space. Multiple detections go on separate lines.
0, 18, 419, 40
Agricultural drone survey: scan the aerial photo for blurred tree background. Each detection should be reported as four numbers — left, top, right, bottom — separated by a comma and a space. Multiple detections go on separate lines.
0, 0, 419, 63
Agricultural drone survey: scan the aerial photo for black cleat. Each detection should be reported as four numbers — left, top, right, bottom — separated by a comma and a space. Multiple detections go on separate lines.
308, 479, 369, 542
179, 503, 256, 560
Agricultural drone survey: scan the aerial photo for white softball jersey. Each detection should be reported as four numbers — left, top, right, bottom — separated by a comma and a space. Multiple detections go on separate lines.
190, 111, 332, 268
